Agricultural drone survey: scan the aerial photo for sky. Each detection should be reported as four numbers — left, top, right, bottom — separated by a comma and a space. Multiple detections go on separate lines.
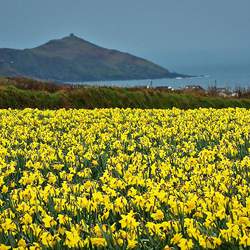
0, 0, 250, 74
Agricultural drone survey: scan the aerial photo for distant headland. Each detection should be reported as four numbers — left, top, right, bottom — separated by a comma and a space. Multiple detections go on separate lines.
0, 34, 188, 82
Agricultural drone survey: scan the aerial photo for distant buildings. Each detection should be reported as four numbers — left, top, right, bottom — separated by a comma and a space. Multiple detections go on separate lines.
183, 85, 239, 97
184, 85, 204, 91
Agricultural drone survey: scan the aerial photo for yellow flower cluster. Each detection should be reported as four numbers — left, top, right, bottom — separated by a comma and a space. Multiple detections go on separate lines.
0, 108, 250, 249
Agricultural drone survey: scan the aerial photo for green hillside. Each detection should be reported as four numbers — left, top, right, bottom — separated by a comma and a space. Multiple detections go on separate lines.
0, 34, 183, 82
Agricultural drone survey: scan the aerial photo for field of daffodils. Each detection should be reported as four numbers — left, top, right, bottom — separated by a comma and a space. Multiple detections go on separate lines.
0, 108, 249, 249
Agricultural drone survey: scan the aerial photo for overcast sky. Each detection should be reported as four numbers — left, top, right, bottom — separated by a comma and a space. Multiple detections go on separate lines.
0, 0, 250, 73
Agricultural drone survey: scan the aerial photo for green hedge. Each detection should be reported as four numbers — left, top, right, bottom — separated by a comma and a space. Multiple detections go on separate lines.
0, 85, 250, 109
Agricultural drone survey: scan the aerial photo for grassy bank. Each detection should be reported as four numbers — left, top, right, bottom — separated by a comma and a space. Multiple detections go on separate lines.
0, 77, 250, 109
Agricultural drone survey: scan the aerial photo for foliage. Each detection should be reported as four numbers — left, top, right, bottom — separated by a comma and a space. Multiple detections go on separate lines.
0, 108, 250, 249
0, 78, 250, 109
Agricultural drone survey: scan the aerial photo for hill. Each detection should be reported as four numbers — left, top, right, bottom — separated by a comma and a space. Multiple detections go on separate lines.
0, 34, 184, 82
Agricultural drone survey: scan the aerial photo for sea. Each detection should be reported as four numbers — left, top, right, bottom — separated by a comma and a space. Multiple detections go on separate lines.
78, 65, 250, 90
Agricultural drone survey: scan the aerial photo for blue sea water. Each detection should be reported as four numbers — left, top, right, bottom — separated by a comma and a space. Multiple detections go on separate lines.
80, 65, 250, 90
